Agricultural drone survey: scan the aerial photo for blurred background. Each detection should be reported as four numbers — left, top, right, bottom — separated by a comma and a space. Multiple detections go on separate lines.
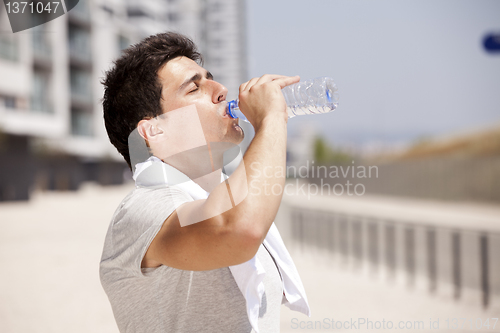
1, 0, 499, 332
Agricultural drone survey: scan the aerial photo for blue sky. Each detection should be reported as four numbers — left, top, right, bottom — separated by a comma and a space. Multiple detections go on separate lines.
247, 0, 500, 148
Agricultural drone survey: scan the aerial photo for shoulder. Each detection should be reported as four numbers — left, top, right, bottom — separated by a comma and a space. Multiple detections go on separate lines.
102, 185, 193, 256
112, 186, 192, 224
100, 186, 193, 280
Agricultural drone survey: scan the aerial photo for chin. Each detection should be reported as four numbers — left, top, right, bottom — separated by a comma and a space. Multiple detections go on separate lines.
234, 125, 244, 144
225, 121, 244, 145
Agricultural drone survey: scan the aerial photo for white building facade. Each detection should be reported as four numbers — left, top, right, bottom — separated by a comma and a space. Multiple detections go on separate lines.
0, 0, 247, 201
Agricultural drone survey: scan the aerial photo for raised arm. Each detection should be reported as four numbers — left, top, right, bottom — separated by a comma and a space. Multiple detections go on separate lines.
142, 74, 300, 271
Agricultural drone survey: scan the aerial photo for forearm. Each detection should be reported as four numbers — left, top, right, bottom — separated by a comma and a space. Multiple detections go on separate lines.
214, 114, 287, 240
240, 115, 287, 232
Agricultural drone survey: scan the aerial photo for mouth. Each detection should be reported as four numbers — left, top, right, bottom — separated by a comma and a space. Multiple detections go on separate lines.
220, 101, 233, 119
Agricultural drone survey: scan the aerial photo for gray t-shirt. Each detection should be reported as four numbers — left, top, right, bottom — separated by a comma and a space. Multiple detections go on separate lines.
99, 186, 283, 333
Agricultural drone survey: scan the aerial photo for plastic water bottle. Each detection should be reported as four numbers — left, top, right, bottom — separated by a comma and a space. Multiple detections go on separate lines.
227, 77, 339, 123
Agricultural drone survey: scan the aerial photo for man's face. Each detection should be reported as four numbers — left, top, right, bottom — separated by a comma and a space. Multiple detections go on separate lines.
157, 56, 244, 146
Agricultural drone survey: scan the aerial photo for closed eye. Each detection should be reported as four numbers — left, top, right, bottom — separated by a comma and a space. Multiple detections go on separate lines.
188, 84, 199, 94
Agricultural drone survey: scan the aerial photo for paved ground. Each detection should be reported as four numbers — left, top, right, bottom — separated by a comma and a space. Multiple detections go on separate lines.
280, 250, 499, 332
0, 183, 497, 332
0, 183, 127, 333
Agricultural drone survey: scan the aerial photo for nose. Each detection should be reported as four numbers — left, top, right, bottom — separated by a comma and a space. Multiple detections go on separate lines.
211, 80, 228, 104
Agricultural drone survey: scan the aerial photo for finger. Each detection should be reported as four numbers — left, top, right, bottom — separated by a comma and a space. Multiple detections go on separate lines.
239, 80, 252, 93
272, 75, 300, 89
255, 74, 288, 86
239, 78, 255, 92
239, 81, 248, 94
240, 74, 300, 93
242, 74, 287, 92
240, 77, 260, 92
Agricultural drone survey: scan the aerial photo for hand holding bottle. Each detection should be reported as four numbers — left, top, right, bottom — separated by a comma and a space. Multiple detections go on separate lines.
228, 76, 339, 123
236, 74, 301, 129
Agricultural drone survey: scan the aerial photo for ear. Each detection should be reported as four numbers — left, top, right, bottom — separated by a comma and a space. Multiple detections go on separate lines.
137, 119, 164, 142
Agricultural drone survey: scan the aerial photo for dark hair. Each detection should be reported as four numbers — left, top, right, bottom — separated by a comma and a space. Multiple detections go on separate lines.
102, 32, 202, 169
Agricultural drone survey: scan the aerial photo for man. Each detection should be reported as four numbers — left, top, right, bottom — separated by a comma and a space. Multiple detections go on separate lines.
99, 32, 310, 333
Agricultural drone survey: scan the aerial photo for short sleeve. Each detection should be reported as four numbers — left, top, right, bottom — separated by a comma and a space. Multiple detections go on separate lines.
100, 186, 193, 282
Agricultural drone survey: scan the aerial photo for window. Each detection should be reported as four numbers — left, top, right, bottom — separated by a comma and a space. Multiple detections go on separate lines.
31, 71, 52, 113
69, 0, 90, 21
4, 96, 16, 109
32, 25, 52, 59
0, 35, 19, 62
70, 68, 92, 102
71, 108, 93, 137
68, 25, 91, 62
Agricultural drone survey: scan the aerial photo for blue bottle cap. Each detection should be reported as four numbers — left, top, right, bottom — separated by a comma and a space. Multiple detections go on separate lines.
227, 100, 238, 118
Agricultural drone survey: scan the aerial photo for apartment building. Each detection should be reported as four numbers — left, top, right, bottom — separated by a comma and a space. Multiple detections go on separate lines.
0, 0, 247, 201
127, 0, 248, 100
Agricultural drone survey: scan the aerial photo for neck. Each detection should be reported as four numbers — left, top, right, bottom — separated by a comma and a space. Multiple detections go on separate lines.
162, 142, 234, 193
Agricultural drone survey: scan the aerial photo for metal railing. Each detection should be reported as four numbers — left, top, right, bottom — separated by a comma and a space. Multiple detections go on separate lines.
275, 190, 500, 311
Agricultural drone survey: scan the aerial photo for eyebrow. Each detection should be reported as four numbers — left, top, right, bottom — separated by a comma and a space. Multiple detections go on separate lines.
178, 71, 214, 92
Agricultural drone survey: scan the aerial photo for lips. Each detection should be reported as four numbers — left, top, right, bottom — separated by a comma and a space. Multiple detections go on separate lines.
220, 101, 231, 118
